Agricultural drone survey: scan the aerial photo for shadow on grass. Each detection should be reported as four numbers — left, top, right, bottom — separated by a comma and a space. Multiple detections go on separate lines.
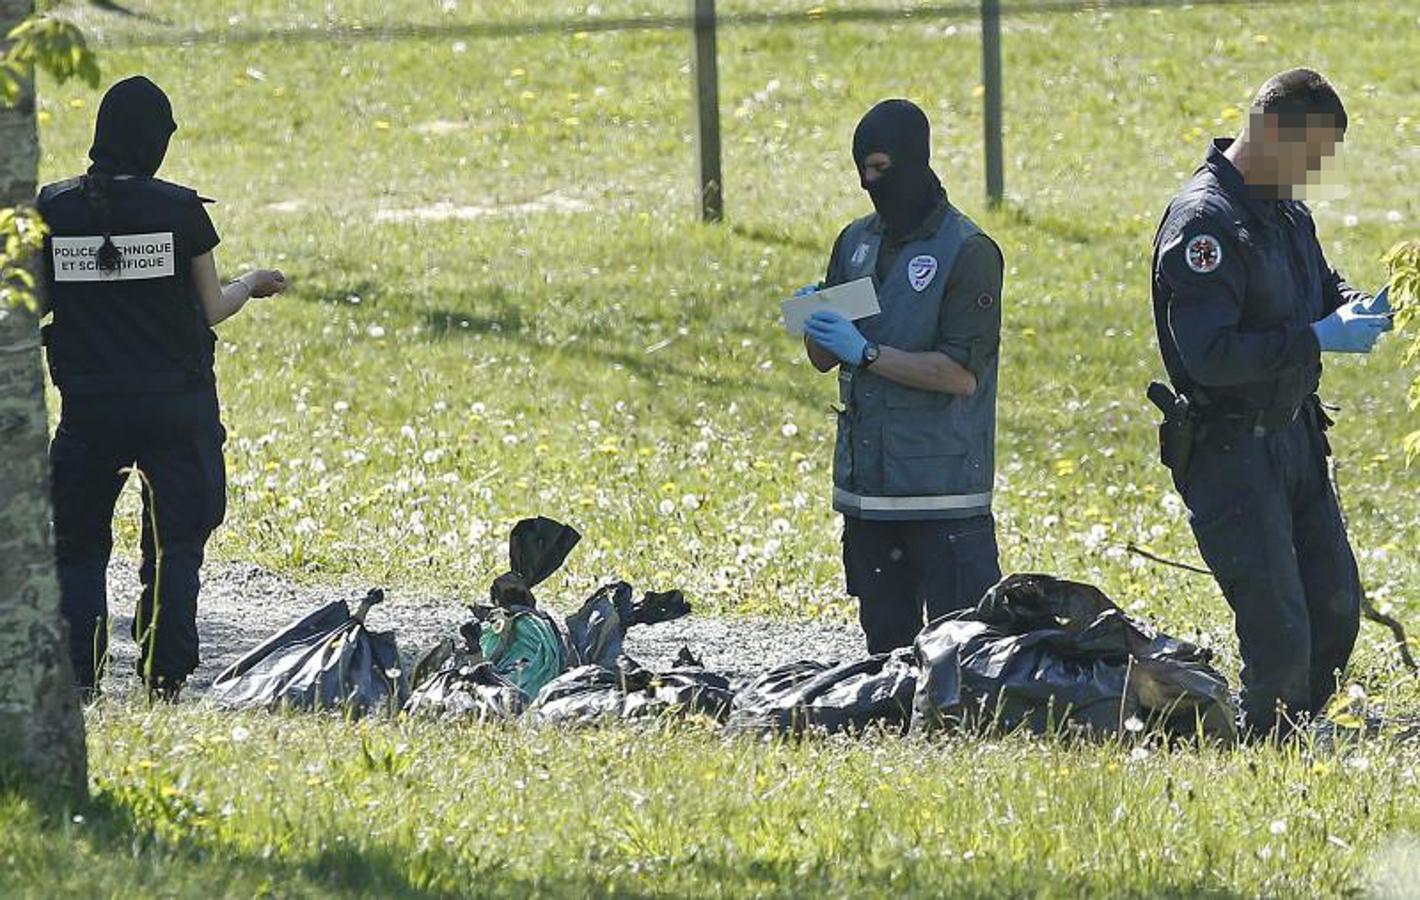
5, 783, 1259, 898
417, 299, 819, 414
730, 221, 826, 255
4, 785, 600, 899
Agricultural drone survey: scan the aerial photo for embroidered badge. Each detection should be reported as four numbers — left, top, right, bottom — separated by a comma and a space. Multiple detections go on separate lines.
850, 242, 870, 267
1184, 234, 1223, 274
976, 292, 995, 310
907, 254, 938, 292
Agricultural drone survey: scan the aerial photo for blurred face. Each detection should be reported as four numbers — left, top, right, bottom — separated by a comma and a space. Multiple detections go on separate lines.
1254, 111, 1344, 197
859, 151, 892, 185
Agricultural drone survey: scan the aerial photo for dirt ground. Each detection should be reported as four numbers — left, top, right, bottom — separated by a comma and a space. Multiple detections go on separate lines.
96, 557, 866, 697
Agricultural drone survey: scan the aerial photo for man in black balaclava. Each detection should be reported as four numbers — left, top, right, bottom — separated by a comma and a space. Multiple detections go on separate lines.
38, 76, 287, 702
851, 98, 943, 243
797, 99, 1007, 653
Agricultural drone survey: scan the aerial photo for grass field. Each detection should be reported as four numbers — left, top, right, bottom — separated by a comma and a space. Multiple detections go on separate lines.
14, 0, 1420, 895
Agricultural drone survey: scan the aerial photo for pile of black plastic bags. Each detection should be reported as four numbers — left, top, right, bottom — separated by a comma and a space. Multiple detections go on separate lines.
210, 517, 1237, 743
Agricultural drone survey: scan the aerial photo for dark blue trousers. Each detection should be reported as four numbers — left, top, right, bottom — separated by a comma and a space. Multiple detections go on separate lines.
1179, 412, 1361, 736
50, 388, 226, 688
842, 514, 1001, 654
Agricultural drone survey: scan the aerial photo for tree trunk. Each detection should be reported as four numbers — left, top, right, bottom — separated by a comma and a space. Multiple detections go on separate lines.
0, 0, 88, 801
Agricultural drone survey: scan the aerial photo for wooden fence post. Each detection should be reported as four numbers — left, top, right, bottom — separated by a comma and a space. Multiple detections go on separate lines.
690, 0, 723, 222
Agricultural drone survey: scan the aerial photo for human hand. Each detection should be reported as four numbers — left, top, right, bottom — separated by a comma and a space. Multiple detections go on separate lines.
241, 269, 288, 299
803, 309, 868, 365
1312, 300, 1391, 353
793, 283, 819, 297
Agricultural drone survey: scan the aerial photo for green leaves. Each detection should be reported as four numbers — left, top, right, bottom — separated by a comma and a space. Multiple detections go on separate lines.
1384, 242, 1420, 460
0, 205, 47, 313
1, 15, 100, 105
0, 13, 99, 310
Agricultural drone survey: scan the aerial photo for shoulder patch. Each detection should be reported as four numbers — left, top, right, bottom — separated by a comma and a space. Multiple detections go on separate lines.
1184, 233, 1223, 274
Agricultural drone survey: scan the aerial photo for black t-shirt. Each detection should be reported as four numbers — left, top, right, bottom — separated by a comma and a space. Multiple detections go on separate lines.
38, 176, 222, 393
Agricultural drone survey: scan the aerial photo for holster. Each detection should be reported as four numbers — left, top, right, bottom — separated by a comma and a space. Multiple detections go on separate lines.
1148, 381, 1196, 477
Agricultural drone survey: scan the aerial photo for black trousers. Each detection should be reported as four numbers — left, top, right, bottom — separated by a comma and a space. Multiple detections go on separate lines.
842, 514, 1001, 654
1178, 412, 1361, 736
50, 387, 227, 688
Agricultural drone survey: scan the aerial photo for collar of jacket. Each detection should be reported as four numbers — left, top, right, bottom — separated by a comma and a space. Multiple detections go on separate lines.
1204, 137, 1281, 223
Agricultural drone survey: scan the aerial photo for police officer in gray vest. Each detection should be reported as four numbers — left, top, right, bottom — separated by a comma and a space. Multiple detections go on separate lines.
39, 77, 287, 699
800, 99, 1004, 653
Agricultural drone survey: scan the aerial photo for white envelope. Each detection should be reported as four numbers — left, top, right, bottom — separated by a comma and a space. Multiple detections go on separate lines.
781, 277, 880, 336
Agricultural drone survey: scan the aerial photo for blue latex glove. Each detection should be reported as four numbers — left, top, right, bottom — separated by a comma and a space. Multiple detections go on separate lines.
1312, 300, 1391, 353
793, 283, 819, 297
1363, 284, 1391, 315
804, 309, 868, 365
1361, 284, 1396, 332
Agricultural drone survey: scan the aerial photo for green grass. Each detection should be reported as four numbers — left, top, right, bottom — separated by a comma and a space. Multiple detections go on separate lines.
15, 0, 1420, 894
7, 706, 1420, 898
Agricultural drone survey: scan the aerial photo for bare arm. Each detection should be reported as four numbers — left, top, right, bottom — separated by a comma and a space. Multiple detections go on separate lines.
869, 347, 977, 395
192, 253, 287, 326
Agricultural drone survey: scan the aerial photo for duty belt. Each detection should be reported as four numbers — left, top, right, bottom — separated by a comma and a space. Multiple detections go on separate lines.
1210, 404, 1304, 436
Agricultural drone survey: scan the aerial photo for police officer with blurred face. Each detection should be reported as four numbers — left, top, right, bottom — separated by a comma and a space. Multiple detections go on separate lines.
800, 99, 1004, 654
1151, 69, 1393, 737
38, 76, 288, 700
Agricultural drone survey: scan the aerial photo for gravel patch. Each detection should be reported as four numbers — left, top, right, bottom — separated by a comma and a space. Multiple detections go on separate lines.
97, 558, 865, 697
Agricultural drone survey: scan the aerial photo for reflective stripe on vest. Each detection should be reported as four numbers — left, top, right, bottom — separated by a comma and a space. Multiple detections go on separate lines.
833, 487, 994, 514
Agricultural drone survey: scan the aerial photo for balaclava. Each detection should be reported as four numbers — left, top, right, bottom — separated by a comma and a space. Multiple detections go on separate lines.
87, 76, 177, 177
851, 99, 943, 237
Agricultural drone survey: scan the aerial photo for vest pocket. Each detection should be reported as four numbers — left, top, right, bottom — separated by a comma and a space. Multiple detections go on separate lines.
882, 416, 967, 496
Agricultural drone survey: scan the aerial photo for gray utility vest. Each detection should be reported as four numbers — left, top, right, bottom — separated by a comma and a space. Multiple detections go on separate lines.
830, 205, 996, 521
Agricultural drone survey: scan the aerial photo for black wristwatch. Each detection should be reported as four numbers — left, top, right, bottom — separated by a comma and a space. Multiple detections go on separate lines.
860, 342, 880, 368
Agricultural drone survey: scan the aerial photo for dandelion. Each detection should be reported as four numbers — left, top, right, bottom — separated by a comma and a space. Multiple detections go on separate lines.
659, 499, 676, 516
368, 324, 386, 338
231, 725, 251, 742
781, 422, 799, 438
1269, 819, 1287, 836
1124, 715, 1145, 733
681, 494, 701, 510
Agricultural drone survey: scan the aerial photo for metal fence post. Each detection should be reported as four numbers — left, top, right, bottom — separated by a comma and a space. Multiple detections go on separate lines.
690, 0, 723, 222
980, 0, 1004, 207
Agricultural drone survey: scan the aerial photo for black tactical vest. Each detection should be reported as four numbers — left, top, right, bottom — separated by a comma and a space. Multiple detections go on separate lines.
38, 176, 215, 394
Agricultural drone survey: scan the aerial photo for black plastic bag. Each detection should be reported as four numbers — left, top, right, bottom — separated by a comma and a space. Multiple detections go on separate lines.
486, 516, 582, 610
531, 650, 734, 726
209, 589, 408, 714
726, 650, 917, 736
403, 624, 526, 721
564, 582, 692, 669
913, 574, 1236, 740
